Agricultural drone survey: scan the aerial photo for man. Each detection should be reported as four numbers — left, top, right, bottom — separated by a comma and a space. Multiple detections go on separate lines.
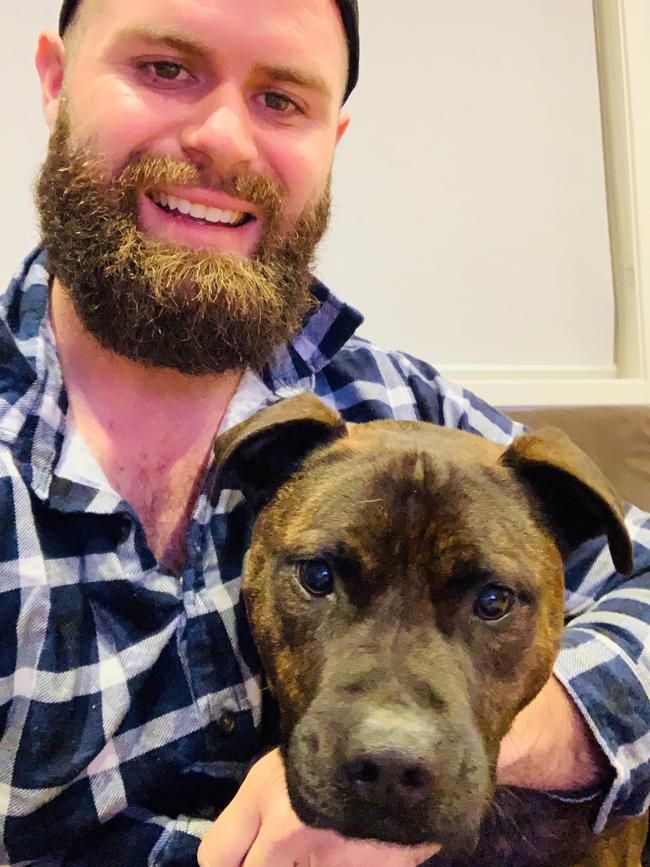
0, 0, 647, 864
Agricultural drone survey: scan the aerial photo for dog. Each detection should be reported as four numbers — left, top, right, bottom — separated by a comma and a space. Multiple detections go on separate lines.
214, 393, 648, 866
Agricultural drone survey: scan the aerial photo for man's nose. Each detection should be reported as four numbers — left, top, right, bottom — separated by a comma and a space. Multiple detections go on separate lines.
180, 88, 258, 175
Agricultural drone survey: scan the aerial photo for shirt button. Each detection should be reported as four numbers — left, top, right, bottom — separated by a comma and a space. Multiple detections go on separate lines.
218, 710, 237, 736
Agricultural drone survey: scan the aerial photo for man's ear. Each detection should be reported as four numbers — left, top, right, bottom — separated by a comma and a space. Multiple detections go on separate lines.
336, 111, 351, 145
35, 30, 66, 131
213, 394, 347, 513
500, 427, 633, 575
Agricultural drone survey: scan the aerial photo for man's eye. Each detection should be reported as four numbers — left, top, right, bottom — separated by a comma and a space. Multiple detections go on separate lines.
262, 92, 298, 113
142, 61, 191, 83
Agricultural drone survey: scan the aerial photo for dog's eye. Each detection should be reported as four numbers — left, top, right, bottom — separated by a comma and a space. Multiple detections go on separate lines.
474, 584, 516, 621
298, 559, 334, 597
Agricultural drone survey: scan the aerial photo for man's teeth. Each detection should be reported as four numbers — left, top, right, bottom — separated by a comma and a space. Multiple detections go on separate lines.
149, 191, 246, 226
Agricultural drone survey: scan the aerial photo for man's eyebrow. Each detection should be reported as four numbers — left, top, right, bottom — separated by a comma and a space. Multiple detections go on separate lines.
111, 26, 213, 57
256, 65, 332, 100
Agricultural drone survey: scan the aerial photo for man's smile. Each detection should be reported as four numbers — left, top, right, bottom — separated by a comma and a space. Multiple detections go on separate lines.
148, 191, 252, 228
138, 186, 262, 252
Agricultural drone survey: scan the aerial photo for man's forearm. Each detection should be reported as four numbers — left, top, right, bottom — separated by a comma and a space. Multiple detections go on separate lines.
497, 674, 610, 791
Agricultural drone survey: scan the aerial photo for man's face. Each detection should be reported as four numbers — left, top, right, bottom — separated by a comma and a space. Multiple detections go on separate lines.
55, 0, 349, 254
35, 0, 350, 373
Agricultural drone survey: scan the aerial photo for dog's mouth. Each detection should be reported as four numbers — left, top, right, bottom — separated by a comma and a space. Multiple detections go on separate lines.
290, 785, 439, 846
285, 762, 480, 852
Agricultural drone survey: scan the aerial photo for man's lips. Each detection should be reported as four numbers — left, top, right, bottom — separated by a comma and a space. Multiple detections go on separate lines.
146, 190, 256, 228
138, 190, 262, 253
147, 190, 254, 228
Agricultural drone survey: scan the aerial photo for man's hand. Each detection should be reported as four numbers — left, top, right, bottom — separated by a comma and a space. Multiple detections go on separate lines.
197, 749, 442, 867
497, 674, 610, 791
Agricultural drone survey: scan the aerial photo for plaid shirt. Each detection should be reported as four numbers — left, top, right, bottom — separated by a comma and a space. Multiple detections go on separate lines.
1, 247, 649, 865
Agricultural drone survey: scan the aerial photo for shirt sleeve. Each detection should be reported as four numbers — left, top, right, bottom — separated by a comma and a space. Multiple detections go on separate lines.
392, 353, 650, 830
553, 507, 650, 831
51, 808, 209, 866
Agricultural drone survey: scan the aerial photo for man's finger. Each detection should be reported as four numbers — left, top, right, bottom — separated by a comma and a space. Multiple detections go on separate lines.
239, 811, 322, 867
197, 791, 261, 867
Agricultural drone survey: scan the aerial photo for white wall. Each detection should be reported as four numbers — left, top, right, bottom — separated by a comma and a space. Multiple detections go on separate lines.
316, 0, 615, 373
2, 2, 614, 379
3, 2, 57, 282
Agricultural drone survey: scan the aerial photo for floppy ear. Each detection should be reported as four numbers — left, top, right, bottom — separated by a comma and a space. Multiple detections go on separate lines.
500, 427, 633, 575
213, 394, 347, 512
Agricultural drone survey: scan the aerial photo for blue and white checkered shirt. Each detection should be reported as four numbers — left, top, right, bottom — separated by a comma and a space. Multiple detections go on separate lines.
1, 248, 649, 865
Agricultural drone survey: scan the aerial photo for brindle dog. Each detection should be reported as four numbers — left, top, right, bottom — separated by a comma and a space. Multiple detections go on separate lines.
214, 394, 648, 867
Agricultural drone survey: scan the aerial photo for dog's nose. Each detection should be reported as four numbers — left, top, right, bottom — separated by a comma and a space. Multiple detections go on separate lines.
342, 749, 433, 806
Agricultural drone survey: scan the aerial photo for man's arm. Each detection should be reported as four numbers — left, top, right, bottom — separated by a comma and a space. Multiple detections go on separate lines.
497, 673, 611, 791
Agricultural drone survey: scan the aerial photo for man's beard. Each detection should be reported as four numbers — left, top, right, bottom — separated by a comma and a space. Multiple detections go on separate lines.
35, 109, 330, 374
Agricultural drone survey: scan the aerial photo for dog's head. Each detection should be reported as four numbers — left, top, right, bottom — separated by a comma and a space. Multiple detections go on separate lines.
215, 395, 632, 853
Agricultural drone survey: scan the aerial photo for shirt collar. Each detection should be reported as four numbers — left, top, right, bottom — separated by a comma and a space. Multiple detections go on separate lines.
262, 279, 364, 387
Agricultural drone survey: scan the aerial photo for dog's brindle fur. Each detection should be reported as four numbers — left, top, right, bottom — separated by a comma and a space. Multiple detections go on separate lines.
214, 394, 648, 866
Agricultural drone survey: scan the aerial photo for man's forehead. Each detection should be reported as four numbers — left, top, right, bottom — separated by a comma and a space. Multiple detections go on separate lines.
59, 0, 360, 102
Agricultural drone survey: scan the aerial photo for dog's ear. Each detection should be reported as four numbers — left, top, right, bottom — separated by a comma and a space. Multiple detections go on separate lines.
500, 427, 633, 575
213, 393, 347, 512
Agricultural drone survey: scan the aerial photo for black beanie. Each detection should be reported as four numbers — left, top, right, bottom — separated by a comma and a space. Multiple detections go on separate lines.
58, 0, 359, 102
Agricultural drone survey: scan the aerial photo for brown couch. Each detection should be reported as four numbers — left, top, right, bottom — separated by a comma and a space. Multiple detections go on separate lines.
504, 406, 650, 511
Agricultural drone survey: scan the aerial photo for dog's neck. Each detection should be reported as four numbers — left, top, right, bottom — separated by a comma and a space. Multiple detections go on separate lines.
50, 280, 242, 573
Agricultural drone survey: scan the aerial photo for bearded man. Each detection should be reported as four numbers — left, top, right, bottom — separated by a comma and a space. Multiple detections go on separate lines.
0, 0, 648, 864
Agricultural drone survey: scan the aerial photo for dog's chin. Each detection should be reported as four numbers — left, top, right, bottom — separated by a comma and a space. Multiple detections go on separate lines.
285, 772, 479, 853
287, 781, 429, 844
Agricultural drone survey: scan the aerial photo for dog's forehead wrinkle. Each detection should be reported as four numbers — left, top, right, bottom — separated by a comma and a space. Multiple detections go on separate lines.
298, 441, 505, 528
294, 429, 520, 557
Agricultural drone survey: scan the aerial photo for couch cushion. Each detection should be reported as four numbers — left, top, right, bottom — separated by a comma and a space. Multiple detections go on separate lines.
503, 406, 650, 512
